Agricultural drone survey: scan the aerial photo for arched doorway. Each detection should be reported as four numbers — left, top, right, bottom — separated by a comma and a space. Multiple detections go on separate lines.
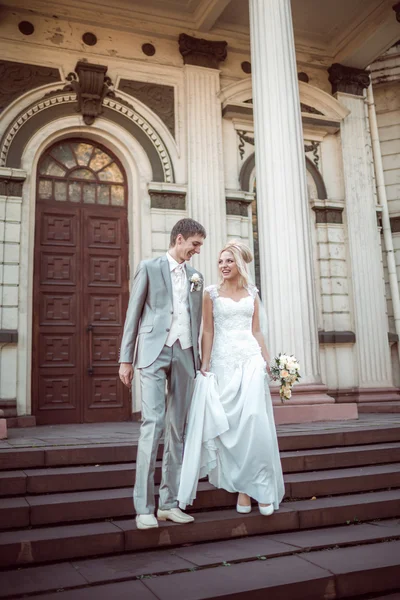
32, 139, 130, 424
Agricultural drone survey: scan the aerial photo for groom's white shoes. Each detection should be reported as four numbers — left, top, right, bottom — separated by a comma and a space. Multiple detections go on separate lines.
157, 507, 194, 524
136, 514, 159, 530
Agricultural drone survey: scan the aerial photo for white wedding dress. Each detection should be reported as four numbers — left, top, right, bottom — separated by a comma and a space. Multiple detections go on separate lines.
178, 284, 285, 510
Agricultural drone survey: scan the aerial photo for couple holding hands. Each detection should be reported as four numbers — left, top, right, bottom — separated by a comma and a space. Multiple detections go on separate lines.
119, 218, 284, 530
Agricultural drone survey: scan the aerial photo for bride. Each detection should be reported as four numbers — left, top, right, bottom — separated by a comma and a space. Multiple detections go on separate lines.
178, 241, 284, 515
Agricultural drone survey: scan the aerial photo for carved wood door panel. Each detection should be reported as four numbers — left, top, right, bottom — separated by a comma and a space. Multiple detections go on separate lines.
32, 140, 129, 424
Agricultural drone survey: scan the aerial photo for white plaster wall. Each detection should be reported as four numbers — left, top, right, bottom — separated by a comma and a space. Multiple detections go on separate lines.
0, 196, 21, 402
374, 83, 400, 216
151, 209, 187, 258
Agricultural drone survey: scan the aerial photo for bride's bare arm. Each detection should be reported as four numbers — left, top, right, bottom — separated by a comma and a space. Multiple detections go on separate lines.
200, 291, 214, 375
252, 296, 271, 367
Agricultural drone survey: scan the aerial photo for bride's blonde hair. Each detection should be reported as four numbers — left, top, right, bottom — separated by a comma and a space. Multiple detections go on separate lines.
218, 240, 253, 288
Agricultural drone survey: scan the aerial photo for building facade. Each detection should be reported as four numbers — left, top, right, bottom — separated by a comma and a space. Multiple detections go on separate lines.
0, 0, 399, 424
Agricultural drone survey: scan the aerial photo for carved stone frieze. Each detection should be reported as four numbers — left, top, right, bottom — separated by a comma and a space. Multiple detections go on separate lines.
63, 61, 114, 125
178, 33, 227, 69
0, 176, 25, 196
328, 63, 370, 97
118, 79, 175, 137
312, 206, 344, 224
149, 191, 185, 210
226, 199, 249, 217
0, 60, 60, 114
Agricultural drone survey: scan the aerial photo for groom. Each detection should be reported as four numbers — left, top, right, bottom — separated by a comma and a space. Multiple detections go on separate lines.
119, 218, 206, 530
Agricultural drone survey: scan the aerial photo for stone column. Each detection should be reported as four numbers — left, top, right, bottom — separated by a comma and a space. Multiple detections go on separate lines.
328, 64, 395, 397
179, 34, 227, 284
248, 0, 322, 386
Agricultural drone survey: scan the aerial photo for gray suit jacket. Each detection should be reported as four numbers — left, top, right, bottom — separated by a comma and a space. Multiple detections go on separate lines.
119, 255, 203, 370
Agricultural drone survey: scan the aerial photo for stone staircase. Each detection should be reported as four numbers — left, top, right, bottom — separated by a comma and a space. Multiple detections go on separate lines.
1, 423, 400, 599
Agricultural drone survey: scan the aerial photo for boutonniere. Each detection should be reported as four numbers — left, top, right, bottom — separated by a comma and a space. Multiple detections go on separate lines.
189, 273, 203, 292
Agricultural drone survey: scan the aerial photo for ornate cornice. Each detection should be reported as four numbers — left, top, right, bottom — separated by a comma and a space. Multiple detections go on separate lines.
328, 63, 370, 97
178, 33, 227, 69
149, 190, 185, 210
0, 60, 60, 114
118, 79, 175, 137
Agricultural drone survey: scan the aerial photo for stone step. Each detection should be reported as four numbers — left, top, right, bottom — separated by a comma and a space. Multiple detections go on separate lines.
2, 463, 400, 529
1, 459, 400, 508
359, 402, 400, 413
2, 425, 400, 470
1, 489, 400, 568
1, 439, 400, 487
2, 520, 400, 599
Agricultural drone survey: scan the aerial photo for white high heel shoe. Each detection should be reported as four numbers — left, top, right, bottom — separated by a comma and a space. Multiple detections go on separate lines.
259, 504, 274, 516
236, 503, 252, 514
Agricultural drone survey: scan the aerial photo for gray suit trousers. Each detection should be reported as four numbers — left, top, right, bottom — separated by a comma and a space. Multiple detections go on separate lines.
134, 341, 195, 515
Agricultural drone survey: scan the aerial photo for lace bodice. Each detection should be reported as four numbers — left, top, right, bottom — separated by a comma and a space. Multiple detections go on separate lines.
205, 284, 262, 370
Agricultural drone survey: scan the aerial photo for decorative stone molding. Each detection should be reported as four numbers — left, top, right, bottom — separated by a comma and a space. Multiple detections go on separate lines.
149, 190, 185, 210
328, 63, 370, 97
319, 331, 356, 344
118, 79, 175, 137
62, 61, 114, 125
393, 2, 400, 22
0, 60, 60, 114
178, 33, 227, 69
0, 93, 174, 182
312, 206, 343, 224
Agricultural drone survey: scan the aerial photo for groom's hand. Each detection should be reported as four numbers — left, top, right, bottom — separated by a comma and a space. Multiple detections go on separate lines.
119, 363, 134, 388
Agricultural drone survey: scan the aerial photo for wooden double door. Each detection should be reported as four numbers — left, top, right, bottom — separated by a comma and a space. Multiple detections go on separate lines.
32, 140, 130, 424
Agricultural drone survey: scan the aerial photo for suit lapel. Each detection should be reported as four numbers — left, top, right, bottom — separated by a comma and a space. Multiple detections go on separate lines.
160, 255, 173, 301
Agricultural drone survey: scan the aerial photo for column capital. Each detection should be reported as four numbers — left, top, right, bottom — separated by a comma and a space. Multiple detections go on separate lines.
178, 33, 227, 69
328, 63, 370, 97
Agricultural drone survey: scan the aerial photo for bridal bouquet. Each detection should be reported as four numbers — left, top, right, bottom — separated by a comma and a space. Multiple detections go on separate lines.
270, 353, 301, 401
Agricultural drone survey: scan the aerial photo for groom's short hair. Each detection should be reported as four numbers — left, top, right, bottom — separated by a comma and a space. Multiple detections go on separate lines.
170, 218, 206, 246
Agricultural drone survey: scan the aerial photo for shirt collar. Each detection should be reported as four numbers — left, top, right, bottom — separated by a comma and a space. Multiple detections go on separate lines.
166, 251, 185, 272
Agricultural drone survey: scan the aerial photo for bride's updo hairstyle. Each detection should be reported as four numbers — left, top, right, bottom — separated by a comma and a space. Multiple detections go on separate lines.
219, 240, 253, 288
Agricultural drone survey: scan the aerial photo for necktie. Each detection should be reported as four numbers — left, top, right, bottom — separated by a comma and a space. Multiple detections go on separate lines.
174, 263, 185, 294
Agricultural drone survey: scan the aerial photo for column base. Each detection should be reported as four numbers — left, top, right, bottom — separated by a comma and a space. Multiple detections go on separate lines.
6, 415, 36, 428
0, 410, 7, 439
273, 403, 358, 425
329, 387, 400, 403
270, 384, 358, 424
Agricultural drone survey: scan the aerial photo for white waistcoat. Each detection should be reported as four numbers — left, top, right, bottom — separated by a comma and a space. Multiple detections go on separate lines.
165, 255, 192, 349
